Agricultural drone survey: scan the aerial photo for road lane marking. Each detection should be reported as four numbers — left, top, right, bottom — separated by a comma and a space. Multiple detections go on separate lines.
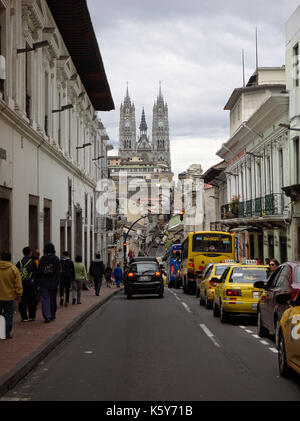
260, 340, 269, 345
269, 347, 278, 353
182, 302, 191, 313
199, 324, 222, 348
245, 329, 253, 333
239, 325, 277, 355
252, 334, 260, 339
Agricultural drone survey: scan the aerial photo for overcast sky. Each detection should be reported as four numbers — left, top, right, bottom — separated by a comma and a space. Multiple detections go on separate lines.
87, 0, 300, 179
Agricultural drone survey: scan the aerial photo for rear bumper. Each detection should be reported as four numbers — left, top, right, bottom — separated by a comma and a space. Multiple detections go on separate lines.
126, 282, 163, 294
223, 300, 259, 314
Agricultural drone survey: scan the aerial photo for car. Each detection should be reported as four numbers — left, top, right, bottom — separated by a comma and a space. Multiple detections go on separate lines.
254, 262, 300, 345
276, 290, 300, 377
213, 264, 269, 323
198, 262, 239, 309
125, 257, 164, 299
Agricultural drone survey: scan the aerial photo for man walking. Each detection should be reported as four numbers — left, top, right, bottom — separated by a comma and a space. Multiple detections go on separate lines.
16, 247, 38, 321
113, 264, 123, 288
37, 243, 61, 323
89, 254, 105, 296
59, 251, 75, 307
0, 252, 23, 339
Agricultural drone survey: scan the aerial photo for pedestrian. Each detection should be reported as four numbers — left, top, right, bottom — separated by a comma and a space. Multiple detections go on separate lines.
0, 252, 23, 339
113, 263, 123, 288
32, 249, 40, 268
59, 251, 75, 307
16, 246, 38, 322
265, 257, 270, 266
73, 256, 88, 304
89, 254, 105, 296
37, 243, 61, 323
269, 258, 280, 273
105, 264, 113, 287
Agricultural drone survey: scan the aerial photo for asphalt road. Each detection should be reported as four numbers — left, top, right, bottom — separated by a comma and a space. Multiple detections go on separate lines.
3, 287, 300, 401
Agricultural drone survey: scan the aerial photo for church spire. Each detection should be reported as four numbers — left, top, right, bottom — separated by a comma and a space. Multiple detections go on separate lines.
139, 107, 148, 134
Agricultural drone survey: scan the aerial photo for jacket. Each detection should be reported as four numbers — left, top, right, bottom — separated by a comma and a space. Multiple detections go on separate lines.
37, 254, 61, 290
74, 262, 88, 281
60, 257, 75, 282
0, 261, 23, 301
89, 259, 105, 278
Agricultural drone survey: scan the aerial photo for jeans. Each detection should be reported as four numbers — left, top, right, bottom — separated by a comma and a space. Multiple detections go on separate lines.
72, 280, 82, 303
19, 284, 37, 320
93, 277, 103, 295
0, 300, 14, 338
40, 288, 57, 320
59, 279, 71, 303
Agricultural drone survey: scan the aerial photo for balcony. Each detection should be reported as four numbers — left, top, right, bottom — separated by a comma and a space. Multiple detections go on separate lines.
221, 193, 285, 220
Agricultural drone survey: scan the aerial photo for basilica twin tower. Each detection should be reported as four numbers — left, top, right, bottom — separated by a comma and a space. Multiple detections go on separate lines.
118, 85, 171, 170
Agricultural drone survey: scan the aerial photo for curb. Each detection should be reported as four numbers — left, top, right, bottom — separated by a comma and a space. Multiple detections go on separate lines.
0, 288, 122, 397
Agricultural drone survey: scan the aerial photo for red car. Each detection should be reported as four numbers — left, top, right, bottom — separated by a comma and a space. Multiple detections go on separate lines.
254, 262, 300, 344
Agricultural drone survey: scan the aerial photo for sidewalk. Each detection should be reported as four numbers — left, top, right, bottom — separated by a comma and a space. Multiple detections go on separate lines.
0, 284, 122, 397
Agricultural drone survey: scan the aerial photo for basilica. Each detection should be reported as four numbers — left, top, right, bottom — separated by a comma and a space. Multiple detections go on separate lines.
118, 84, 171, 170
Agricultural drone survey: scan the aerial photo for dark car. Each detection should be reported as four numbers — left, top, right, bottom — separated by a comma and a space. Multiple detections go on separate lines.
254, 262, 300, 344
125, 257, 164, 299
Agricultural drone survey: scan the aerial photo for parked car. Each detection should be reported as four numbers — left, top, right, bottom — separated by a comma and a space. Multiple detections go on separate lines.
125, 257, 164, 299
213, 264, 268, 323
276, 291, 300, 377
254, 262, 300, 345
198, 262, 239, 309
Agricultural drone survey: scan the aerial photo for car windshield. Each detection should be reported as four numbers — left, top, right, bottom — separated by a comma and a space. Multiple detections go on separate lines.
192, 233, 232, 253
215, 265, 229, 276
230, 267, 268, 284
130, 262, 158, 274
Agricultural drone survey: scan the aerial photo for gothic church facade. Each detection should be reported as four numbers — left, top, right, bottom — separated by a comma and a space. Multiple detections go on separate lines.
118, 85, 171, 170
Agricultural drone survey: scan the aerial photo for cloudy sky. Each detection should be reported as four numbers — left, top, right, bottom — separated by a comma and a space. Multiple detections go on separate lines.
87, 0, 300, 179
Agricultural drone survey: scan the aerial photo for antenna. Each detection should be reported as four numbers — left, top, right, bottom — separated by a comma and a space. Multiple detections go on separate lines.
242, 49, 245, 87
255, 27, 259, 86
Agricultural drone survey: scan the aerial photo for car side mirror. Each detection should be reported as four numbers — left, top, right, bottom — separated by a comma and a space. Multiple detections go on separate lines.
253, 281, 267, 290
211, 276, 221, 284
275, 293, 291, 305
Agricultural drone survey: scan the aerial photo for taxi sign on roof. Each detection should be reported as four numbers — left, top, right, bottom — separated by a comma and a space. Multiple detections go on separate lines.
242, 259, 260, 265
224, 260, 236, 263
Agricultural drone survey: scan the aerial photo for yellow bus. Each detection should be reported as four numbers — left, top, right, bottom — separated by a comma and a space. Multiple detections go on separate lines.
180, 231, 235, 294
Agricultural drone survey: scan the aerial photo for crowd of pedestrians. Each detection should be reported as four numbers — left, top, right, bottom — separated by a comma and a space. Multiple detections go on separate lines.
0, 243, 123, 339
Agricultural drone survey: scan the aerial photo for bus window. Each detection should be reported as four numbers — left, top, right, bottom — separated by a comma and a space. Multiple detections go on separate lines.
192, 233, 232, 254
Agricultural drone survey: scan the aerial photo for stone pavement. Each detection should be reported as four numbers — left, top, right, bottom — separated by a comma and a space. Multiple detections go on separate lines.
0, 284, 122, 397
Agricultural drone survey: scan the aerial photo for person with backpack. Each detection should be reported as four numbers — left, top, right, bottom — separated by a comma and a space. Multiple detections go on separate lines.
0, 252, 23, 339
16, 247, 38, 322
89, 254, 106, 296
37, 243, 61, 323
59, 251, 75, 307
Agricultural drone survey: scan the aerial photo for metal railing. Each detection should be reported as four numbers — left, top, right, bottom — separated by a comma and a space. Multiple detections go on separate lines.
221, 193, 286, 220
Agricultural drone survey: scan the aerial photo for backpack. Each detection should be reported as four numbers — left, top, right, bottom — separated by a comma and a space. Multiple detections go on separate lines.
18, 259, 33, 284
42, 255, 57, 276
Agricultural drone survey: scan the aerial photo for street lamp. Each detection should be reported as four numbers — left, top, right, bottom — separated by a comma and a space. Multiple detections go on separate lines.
76, 143, 92, 150
17, 40, 49, 54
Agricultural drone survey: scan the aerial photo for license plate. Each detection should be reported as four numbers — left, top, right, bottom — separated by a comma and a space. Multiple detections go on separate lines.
139, 276, 150, 281
252, 291, 261, 299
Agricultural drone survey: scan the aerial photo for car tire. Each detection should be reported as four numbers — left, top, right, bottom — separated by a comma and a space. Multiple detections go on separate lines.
275, 318, 280, 347
196, 288, 200, 298
213, 300, 220, 317
199, 294, 205, 306
127, 293, 132, 300
205, 295, 212, 309
257, 308, 268, 338
278, 330, 292, 378
220, 303, 229, 323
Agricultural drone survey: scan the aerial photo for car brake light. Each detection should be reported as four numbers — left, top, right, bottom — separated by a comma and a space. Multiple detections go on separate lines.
226, 289, 241, 296
155, 272, 161, 277
260, 295, 265, 301
128, 272, 134, 278
198, 265, 204, 271
209, 280, 217, 287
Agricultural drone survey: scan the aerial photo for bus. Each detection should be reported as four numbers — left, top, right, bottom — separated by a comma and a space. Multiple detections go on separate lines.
180, 231, 235, 294
167, 244, 182, 287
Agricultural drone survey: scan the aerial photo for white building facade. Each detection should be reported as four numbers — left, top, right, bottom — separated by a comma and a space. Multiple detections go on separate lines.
0, 0, 114, 265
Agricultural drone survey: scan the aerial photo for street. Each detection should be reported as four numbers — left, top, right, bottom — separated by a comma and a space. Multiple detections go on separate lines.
3, 287, 300, 401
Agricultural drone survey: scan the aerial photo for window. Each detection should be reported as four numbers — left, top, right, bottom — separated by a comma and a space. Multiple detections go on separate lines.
44, 72, 49, 135
279, 149, 284, 189
293, 43, 299, 88
294, 137, 300, 184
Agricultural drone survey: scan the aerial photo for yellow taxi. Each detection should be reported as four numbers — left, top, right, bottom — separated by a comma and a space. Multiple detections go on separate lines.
198, 262, 238, 309
212, 261, 269, 323
277, 291, 300, 377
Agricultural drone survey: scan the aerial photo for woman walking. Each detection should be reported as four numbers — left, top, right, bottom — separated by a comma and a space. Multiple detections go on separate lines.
73, 256, 88, 305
